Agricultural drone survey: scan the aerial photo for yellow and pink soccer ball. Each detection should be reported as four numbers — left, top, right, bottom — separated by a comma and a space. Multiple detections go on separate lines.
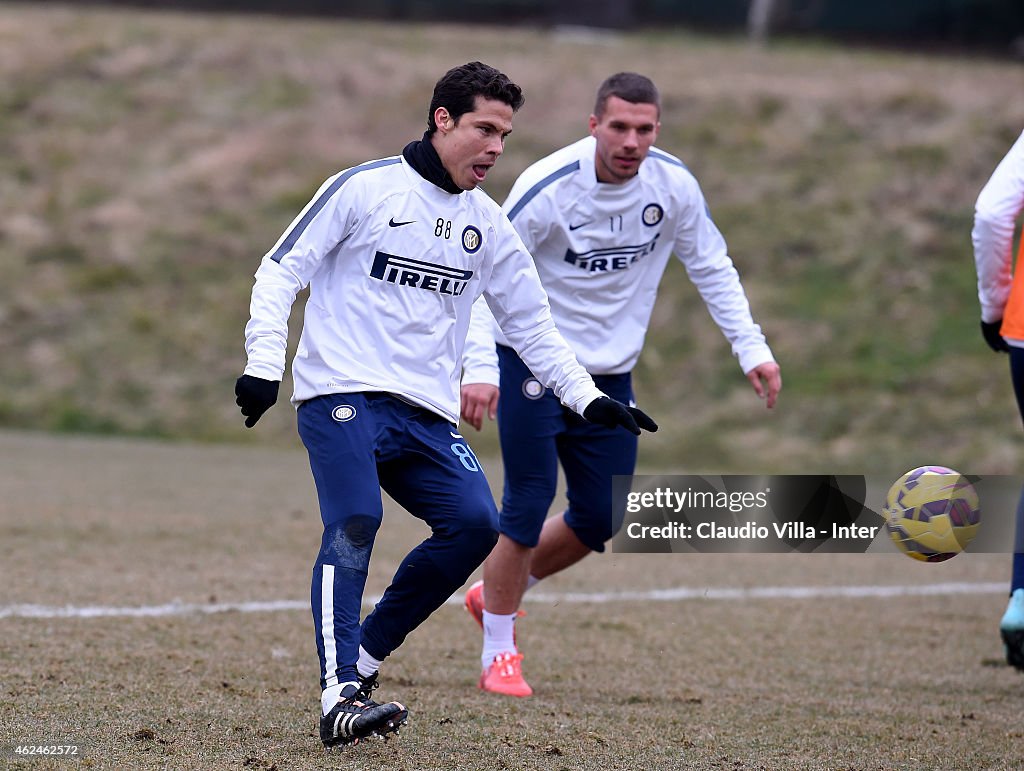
883, 466, 981, 562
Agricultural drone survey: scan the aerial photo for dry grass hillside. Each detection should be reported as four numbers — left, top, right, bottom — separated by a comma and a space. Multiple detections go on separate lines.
2, 3, 1024, 474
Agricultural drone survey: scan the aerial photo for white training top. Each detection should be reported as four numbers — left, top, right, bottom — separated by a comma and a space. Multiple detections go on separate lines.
463, 136, 775, 385
243, 154, 603, 423
974, 129, 1024, 325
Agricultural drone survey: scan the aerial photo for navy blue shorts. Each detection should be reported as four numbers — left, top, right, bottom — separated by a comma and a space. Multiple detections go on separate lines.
495, 345, 638, 552
298, 392, 499, 685
298, 392, 498, 533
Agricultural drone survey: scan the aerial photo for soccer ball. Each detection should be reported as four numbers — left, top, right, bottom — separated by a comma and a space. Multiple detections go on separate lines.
882, 466, 981, 562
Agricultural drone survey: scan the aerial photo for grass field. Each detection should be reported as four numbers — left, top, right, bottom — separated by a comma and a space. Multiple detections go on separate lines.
2, 429, 1023, 770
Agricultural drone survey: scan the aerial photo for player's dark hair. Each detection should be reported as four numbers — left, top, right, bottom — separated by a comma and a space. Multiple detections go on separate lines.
427, 61, 524, 135
593, 72, 660, 118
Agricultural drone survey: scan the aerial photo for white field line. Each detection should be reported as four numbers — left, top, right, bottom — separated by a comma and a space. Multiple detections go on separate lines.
0, 581, 1005, 620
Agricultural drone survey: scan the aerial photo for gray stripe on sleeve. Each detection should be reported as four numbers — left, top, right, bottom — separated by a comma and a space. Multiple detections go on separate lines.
270, 157, 402, 263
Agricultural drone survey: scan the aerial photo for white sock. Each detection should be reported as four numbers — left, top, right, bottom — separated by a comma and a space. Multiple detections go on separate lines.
321, 680, 357, 715
481, 610, 517, 671
525, 574, 540, 591
356, 645, 383, 679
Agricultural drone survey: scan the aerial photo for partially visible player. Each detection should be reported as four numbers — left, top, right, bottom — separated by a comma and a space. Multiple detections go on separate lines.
461, 72, 780, 697
972, 128, 1024, 669
235, 62, 657, 747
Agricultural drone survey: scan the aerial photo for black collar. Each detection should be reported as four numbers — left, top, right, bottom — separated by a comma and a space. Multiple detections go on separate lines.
402, 132, 463, 195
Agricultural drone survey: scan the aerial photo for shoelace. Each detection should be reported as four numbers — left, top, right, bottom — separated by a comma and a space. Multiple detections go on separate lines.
354, 673, 382, 706
496, 652, 523, 677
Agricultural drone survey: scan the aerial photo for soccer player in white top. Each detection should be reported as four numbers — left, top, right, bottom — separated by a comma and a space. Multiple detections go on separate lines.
971, 128, 1024, 670
235, 62, 657, 747
461, 72, 781, 697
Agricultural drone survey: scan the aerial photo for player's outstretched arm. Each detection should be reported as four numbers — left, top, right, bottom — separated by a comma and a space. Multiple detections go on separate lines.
235, 375, 280, 428
582, 396, 658, 436
745, 361, 782, 409
460, 383, 500, 431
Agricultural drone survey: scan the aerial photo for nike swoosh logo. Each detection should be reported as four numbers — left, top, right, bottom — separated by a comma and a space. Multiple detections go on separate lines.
389, 218, 415, 227
568, 221, 590, 231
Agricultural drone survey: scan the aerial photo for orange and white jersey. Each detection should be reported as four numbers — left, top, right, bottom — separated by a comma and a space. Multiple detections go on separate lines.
973, 129, 1024, 340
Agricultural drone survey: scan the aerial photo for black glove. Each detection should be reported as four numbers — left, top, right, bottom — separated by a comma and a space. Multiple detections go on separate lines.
235, 375, 280, 428
981, 320, 1010, 353
582, 396, 658, 436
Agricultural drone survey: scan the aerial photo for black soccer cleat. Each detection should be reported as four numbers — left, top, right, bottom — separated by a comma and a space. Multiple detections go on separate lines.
319, 678, 408, 748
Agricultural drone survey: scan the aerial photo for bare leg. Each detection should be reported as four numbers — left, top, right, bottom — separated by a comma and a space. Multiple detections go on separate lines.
528, 512, 592, 580
482, 534, 532, 614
